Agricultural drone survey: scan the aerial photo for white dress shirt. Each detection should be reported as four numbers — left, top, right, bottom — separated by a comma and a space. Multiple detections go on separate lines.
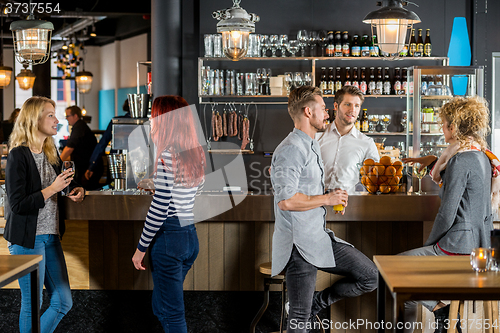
316, 122, 379, 194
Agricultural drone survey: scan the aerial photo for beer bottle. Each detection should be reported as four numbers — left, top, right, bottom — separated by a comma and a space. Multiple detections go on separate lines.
415, 29, 424, 57
335, 67, 342, 92
352, 67, 360, 89
370, 35, 379, 57
409, 29, 417, 56
355, 116, 361, 131
345, 67, 351, 86
320, 67, 328, 94
368, 67, 376, 95
328, 67, 335, 93
393, 67, 402, 94
361, 34, 370, 57
360, 67, 367, 95
342, 31, 350, 57
376, 67, 383, 94
335, 31, 342, 57
326, 31, 335, 57
424, 29, 432, 57
361, 109, 369, 133
383, 67, 391, 95
402, 67, 408, 94
351, 35, 360, 57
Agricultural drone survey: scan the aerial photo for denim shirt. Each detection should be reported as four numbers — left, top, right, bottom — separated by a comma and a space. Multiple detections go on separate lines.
271, 128, 348, 276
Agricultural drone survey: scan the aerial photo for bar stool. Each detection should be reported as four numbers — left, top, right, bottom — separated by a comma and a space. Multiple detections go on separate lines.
447, 301, 500, 333
250, 262, 287, 333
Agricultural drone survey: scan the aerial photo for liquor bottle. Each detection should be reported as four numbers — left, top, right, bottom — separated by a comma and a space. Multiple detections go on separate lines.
415, 29, 424, 57
344, 67, 351, 86
409, 29, 417, 57
402, 67, 408, 94
361, 34, 370, 57
326, 31, 335, 57
393, 67, 402, 94
328, 67, 335, 93
335, 31, 343, 57
376, 67, 383, 94
360, 67, 367, 94
370, 35, 379, 57
424, 29, 432, 57
342, 31, 350, 57
320, 67, 328, 94
368, 67, 376, 95
383, 67, 391, 95
352, 67, 360, 89
361, 109, 369, 132
335, 67, 342, 92
351, 35, 360, 57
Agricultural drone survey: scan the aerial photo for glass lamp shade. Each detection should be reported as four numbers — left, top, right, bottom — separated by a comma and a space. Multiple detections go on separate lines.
372, 19, 411, 54
16, 69, 36, 90
10, 19, 54, 65
0, 66, 13, 88
75, 71, 93, 93
222, 31, 249, 60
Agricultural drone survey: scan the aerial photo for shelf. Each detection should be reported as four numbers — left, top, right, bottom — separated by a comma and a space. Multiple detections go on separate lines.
324, 94, 406, 98
421, 95, 454, 100
200, 56, 449, 61
208, 149, 254, 154
367, 132, 442, 136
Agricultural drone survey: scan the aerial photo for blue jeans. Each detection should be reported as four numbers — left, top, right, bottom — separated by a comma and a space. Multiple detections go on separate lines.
150, 218, 199, 333
8, 234, 73, 333
286, 243, 378, 333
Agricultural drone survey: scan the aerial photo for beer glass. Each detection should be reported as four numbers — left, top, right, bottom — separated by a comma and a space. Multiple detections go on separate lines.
204, 34, 214, 57
288, 40, 299, 57
293, 72, 304, 89
213, 34, 222, 57
284, 72, 293, 95
269, 35, 279, 57
62, 161, 75, 196
279, 34, 289, 57
381, 114, 391, 133
297, 30, 308, 57
303, 72, 312, 87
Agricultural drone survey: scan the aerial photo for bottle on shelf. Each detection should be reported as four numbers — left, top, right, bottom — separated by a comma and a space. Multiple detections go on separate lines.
383, 67, 391, 95
342, 31, 350, 57
375, 67, 383, 94
352, 67, 360, 89
394, 67, 402, 95
415, 28, 424, 57
402, 67, 408, 95
335, 31, 343, 57
355, 115, 361, 131
424, 29, 432, 57
334, 67, 342, 92
370, 35, 379, 57
360, 67, 367, 95
400, 44, 409, 57
421, 75, 428, 95
409, 29, 417, 57
328, 67, 335, 93
361, 34, 370, 57
361, 109, 369, 133
345, 67, 352, 86
320, 67, 328, 94
435, 74, 443, 85
351, 34, 360, 57
326, 31, 335, 57
368, 67, 376, 95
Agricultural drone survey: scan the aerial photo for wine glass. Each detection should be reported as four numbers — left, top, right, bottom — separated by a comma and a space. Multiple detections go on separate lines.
269, 34, 279, 57
279, 34, 289, 57
368, 114, 377, 133
257, 68, 266, 95
133, 160, 148, 194
297, 30, 308, 57
293, 72, 304, 89
407, 162, 427, 195
260, 35, 269, 57
309, 31, 319, 57
318, 30, 328, 56
288, 40, 299, 57
381, 114, 391, 133
284, 72, 293, 95
62, 161, 75, 196
303, 72, 312, 86
370, 114, 380, 132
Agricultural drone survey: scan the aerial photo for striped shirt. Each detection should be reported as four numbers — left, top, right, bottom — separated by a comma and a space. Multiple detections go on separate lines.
137, 151, 201, 252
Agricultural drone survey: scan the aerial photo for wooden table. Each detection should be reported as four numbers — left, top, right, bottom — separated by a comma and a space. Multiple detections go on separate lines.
0, 255, 43, 333
374, 255, 500, 333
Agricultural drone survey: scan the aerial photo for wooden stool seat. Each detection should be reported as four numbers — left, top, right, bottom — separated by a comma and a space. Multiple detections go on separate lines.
259, 262, 285, 278
447, 300, 499, 333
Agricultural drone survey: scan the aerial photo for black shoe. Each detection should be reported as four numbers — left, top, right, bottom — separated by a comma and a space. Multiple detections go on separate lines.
306, 314, 324, 333
433, 305, 450, 333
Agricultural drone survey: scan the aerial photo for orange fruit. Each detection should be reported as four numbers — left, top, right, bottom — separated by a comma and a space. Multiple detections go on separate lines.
366, 184, 378, 194
372, 165, 386, 176
385, 166, 397, 176
364, 158, 376, 166
393, 160, 403, 171
379, 184, 391, 194
360, 165, 371, 175
361, 175, 369, 186
388, 175, 400, 186
378, 176, 389, 185
380, 156, 392, 166
390, 185, 399, 192
367, 174, 379, 185
396, 169, 403, 177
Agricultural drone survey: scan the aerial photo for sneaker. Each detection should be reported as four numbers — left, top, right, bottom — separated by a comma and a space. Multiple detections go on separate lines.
285, 301, 289, 315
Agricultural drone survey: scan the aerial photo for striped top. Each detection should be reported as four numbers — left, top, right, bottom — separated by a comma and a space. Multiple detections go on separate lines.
137, 151, 201, 252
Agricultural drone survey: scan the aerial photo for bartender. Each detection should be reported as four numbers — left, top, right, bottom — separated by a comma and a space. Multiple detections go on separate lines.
317, 85, 379, 194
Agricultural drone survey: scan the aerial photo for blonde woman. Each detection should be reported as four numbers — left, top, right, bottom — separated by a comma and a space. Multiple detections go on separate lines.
4, 96, 84, 333
401, 96, 494, 333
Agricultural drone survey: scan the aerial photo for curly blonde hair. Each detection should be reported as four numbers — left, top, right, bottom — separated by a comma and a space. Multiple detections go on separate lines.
439, 96, 490, 151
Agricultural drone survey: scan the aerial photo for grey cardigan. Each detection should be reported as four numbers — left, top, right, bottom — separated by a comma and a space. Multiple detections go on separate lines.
424, 151, 493, 253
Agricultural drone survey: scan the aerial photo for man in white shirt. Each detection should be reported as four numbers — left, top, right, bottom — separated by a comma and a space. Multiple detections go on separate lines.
317, 86, 379, 194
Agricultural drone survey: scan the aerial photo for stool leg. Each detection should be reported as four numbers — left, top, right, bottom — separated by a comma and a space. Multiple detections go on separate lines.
484, 301, 494, 333
280, 280, 287, 333
448, 301, 460, 333
250, 278, 271, 333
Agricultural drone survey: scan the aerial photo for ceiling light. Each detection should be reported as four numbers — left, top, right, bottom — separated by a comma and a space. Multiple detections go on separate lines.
16, 65, 36, 90
75, 70, 93, 94
90, 24, 96, 38
363, 0, 421, 55
213, 0, 259, 61
10, 13, 54, 65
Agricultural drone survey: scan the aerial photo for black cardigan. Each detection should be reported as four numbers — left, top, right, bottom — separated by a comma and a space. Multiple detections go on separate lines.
3, 146, 77, 249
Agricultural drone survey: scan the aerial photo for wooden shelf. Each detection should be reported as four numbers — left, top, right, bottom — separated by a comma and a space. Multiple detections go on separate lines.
200, 56, 448, 61
208, 149, 254, 154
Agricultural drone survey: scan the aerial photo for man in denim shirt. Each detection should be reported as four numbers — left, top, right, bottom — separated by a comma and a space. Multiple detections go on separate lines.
271, 86, 378, 332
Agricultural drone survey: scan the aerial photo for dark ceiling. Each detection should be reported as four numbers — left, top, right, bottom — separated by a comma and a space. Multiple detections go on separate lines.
0, 0, 151, 48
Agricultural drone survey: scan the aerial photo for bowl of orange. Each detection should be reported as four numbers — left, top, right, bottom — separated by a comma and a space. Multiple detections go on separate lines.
359, 156, 404, 194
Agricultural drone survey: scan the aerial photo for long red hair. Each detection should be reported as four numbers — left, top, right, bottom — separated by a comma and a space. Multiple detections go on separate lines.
151, 96, 205, 187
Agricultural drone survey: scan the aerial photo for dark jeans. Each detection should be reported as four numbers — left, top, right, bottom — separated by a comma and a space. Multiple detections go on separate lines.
150, 218, 199, 333
285, 242, 378, 333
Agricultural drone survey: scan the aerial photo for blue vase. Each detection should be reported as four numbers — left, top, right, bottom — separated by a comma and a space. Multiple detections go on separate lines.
447, 17, 471, 96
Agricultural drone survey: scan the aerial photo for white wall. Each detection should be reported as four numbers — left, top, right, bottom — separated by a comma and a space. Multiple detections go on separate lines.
3, 47, 15, 120
80, 46, 101, 130
119, 34, 148, 89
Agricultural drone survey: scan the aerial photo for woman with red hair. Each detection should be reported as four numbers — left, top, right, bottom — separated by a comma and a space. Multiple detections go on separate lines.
132, 96, 205, 333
